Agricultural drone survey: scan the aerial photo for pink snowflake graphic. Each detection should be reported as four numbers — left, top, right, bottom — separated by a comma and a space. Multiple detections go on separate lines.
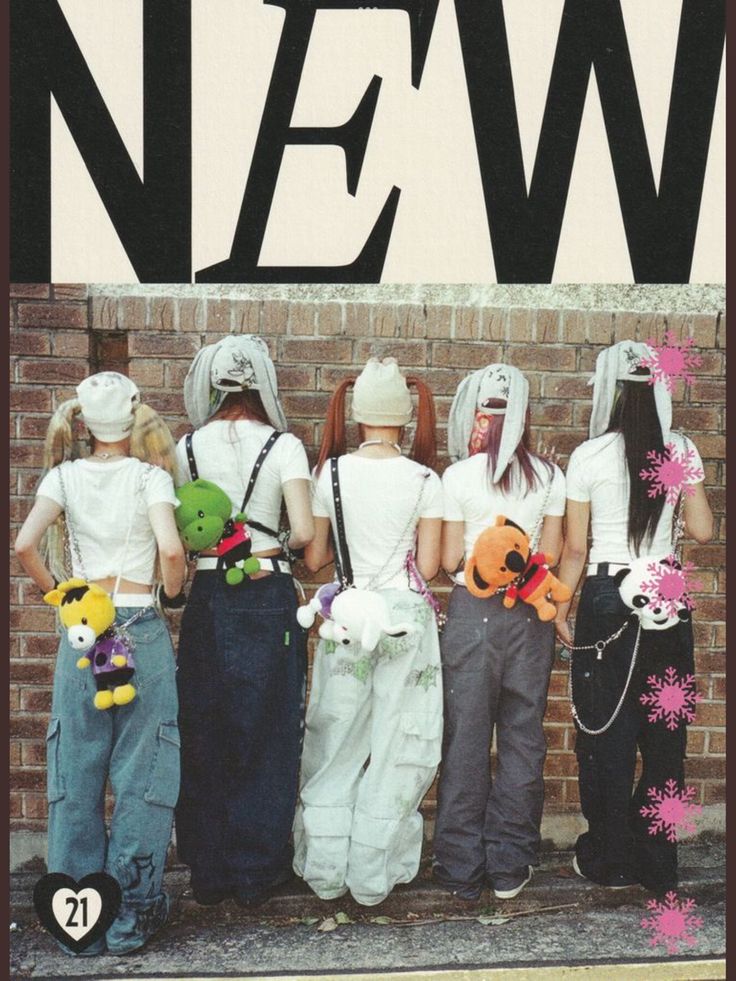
640, 555, 702, 617
641, 891, 702, 955
640, 666, 702, 730
640, 332, 702, 392
640, 779, 702, 842
640, 442, 704, 505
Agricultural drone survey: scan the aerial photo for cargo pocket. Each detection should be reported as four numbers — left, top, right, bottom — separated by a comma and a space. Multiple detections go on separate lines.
143, 722, 181, 808
46, 717, 65, 803
395, 712, 443, 768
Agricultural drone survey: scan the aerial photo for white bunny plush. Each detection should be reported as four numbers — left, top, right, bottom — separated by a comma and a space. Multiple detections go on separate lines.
297, 584, 415, 654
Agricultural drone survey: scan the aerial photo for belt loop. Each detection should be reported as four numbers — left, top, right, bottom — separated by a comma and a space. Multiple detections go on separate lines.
599, 562, 609, 577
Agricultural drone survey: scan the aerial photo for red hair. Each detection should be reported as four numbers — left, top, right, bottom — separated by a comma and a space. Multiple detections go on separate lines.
315, 375, 438, 474
211, 389, 272, 426
479, 398, 551, 494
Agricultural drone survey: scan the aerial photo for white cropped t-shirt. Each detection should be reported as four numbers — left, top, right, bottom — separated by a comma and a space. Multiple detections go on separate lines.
37, 458, 179, 584
175, 420, 311, 553
442, 454, 567, 585
312, 455, 444, 590
565, 432, 704, 565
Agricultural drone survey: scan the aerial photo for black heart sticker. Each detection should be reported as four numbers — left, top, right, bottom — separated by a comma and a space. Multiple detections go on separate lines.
33, 872, 122, 954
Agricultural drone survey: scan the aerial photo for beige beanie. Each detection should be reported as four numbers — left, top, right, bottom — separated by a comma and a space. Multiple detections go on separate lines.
352, 358, 413, 427
77, 372, 140, 441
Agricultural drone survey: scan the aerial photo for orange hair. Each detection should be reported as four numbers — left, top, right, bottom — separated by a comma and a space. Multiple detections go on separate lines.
315, 374, 438, 473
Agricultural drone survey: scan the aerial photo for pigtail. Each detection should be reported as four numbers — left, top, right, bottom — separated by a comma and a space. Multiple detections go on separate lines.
406, 376, 437, 471
315, 378, 355, 475
40, 399, 83, 582
129, 403, 177, 476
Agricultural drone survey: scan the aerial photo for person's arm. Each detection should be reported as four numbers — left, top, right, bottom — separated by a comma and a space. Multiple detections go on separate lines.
148, 502, 186, 598
553, 500, 591, 646
441, 521, 465, 576
304, 516, 334, 573
416, 517, 442, 582
14, 496, 63, 593
282, 478, 315, 551
682, 482, 713, 544
539, 515, 563, 565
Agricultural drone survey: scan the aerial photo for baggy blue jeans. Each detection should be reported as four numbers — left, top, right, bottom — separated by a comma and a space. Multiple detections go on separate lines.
47, 606, 179, 955
175, 572, 307, 902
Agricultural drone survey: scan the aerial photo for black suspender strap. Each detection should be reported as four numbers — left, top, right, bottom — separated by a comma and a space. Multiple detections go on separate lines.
330, 457, 353, 588
185, 432, 198, 480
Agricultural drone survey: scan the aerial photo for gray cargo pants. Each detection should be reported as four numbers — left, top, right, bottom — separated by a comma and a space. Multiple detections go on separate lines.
433, 586, 555, 890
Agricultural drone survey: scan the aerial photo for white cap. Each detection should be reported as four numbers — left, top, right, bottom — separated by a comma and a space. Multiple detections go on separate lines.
76, 372, 140, 442
352, 358, 413, 427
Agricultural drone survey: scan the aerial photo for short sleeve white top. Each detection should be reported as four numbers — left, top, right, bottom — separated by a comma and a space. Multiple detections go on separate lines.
37, 458, 179, 584
312, 455, 444, 590
442, 454, 567, 585
565, 432, 704, 564
175, 420, 311, 553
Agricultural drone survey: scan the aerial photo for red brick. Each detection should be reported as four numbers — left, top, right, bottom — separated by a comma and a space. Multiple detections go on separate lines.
512, 345, 576, 372
118, 296, 148, 330
17, 302, 87, 330
10, 331, 51, 356
148, 297, 176, 331
431, 342, 499, 369
479, 308, 507, 341
708, 731, 726, 754
261, 301, 288, 335
10, 284, 50, 299
536, 309, 561, 343
317, 303, 343, 336
16, 358, 87, 385
20, 688, 52, 713
52, 331, 90, 359
129, 333, 199, 358
23, 795, 49, 820
425, 305, 453, 339
178, 298, 206, 332
344, 303, 371, 337
281, 338, 353, 364
52, 284, 89, 300
455, 307, 481, 341
355, 339, 428, 367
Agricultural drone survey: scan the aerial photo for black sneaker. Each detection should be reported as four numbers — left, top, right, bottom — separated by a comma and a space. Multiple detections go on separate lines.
493, 865, 533, 900
192, 886, 231, 906
572, 855, 638, 889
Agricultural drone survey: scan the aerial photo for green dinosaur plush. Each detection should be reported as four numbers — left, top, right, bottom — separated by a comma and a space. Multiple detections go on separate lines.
175, 479, 233, 551
175, 479, 261, 583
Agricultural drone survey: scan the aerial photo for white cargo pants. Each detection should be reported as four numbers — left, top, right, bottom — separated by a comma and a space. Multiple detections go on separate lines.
294, 589, 443, 905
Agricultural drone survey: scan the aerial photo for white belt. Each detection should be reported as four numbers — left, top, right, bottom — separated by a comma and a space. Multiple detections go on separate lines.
112, 593, 154, 607
586, 562, 630, 577
195, 556, 291, 575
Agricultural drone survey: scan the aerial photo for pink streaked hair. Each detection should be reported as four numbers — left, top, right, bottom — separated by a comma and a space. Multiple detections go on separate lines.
477, 398, 552, 494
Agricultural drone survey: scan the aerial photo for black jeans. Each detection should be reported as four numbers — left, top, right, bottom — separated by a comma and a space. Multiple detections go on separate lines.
175, 572, 307, 900
572, 573, 694, 890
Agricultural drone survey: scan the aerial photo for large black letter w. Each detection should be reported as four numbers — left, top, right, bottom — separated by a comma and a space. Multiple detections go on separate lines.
456, 0, 725, 282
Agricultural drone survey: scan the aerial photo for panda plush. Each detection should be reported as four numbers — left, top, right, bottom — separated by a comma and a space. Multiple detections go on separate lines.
613, 557, 691, 631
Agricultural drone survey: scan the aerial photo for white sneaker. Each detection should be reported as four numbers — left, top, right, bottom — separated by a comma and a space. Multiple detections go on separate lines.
493, 865, 533, 900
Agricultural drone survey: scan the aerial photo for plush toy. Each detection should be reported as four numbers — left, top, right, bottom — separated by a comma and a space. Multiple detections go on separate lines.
614, 557, 691, 631
297, 585, 415, 654
175, 478, 260, 585
465, 515, 571, 621
44, 579, 136, 710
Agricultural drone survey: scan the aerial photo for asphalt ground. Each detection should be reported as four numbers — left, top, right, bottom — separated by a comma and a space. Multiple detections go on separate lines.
9, 839, 726, 980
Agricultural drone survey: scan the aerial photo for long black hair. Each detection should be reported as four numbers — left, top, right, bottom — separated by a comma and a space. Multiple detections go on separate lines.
606, 381, 667, 555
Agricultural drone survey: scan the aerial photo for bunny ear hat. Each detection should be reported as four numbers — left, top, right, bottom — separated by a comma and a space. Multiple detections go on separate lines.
447, 363, 529, 482
588, 340, 672, 439
184, 334, 287, 431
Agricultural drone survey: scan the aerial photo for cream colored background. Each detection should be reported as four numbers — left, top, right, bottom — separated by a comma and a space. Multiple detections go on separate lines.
50, 0, 725, 283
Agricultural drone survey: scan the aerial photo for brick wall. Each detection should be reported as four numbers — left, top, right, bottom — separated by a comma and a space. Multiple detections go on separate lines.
9, 284, 726, 840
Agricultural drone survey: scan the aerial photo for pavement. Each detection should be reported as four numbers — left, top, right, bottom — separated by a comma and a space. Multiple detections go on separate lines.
9, 837, 726, 980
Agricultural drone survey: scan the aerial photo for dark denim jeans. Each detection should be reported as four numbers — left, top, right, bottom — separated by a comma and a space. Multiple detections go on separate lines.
175, 572, 307, 902
47, 607, 179, 955
572, 573, 694, 891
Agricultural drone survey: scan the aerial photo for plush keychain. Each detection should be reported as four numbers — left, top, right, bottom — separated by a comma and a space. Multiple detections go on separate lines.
614, 557, 691, 631
44, 579, 137, 709
175, 479, 260, 585
297, 584, 415, 654
465, 515, 571, 621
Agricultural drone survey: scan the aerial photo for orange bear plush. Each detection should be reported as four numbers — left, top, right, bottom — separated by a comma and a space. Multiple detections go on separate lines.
465, 515, 571, 621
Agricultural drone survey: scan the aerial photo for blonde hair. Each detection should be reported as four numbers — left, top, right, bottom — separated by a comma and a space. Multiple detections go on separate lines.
41, 398, 177, 580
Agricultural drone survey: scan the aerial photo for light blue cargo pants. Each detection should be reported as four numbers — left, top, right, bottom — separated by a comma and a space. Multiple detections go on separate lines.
46, 606, 179, 955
